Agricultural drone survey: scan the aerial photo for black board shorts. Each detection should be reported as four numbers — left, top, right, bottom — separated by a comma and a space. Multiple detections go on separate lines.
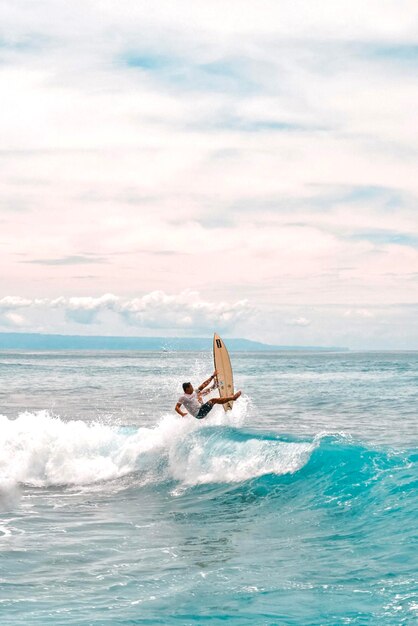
195, 401, 213, 419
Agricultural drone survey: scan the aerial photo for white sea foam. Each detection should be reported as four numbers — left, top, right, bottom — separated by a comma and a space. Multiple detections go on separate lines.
0, 410, 180, 488
169, 437, 313, 486
0, 405, 314, 490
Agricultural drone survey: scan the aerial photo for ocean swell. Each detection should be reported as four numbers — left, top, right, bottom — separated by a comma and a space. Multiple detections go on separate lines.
0, 412, 415, 509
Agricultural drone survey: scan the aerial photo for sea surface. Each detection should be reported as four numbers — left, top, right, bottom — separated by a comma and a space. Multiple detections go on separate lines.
0, 350, 417, 625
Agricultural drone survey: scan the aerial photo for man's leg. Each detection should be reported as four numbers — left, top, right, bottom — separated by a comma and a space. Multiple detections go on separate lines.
209, 391, 241, 406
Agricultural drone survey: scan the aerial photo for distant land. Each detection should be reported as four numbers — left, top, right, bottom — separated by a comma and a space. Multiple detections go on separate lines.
0, 332, 348, 352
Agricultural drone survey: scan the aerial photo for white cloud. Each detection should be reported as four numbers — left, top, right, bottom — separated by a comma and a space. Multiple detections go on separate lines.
0, 296, 33, 310
0, 293, 417, 348
0, 291, 252, 332
57, 294, 120, 324
286, 317, 311, 327
344, 309, 374, 318
1, 312, 26, 327
119, 290, 251, 330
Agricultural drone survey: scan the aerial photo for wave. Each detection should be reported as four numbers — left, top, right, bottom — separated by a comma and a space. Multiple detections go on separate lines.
0, 412, 416, 508
0, 410, 313, 489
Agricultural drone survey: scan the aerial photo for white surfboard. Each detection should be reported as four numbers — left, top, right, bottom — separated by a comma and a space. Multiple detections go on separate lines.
213, 333, 234, 411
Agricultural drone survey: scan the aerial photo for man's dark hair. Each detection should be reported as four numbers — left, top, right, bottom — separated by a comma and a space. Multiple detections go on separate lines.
182, 382, 191, 392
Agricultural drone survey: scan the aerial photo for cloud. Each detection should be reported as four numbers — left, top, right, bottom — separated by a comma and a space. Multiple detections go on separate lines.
347, 230, 418, 247
22, 255, 108, 265
286, 317, 311, 327
119, 290, 252, 330
1, 312, 26, 327
344, 309, 374, 318
0, 296, 33, 309
52, 294, 120, 324
0, 293, 417, 348
0, 291, 252, 332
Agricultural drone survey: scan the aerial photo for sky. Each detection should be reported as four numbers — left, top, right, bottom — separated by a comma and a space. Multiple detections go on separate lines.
1, 0, 417, 349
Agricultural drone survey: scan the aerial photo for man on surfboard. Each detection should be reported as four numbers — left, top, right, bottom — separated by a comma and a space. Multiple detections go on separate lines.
175, 371, 241, 419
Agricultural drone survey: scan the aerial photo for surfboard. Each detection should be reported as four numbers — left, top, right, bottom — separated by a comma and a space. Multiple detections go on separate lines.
213, 333, 234, 411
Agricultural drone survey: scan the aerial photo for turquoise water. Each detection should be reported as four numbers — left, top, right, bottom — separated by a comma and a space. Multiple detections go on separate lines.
0, 351, 417, 624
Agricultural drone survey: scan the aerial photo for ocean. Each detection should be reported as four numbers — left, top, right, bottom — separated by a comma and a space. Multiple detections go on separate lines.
0, 350, 417, 625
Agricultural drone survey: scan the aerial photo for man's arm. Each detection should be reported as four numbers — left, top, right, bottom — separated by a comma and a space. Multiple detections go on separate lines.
175, 402, 188, 417
198, 370, 217, 392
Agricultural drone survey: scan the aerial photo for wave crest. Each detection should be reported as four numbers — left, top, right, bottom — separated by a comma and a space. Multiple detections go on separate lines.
0, 411, 314, 489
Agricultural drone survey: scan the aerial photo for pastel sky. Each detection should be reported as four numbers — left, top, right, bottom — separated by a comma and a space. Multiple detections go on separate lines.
1, 0, 417, 349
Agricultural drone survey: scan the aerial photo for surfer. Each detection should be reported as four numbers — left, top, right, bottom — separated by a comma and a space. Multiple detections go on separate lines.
175, 371, 241, 419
